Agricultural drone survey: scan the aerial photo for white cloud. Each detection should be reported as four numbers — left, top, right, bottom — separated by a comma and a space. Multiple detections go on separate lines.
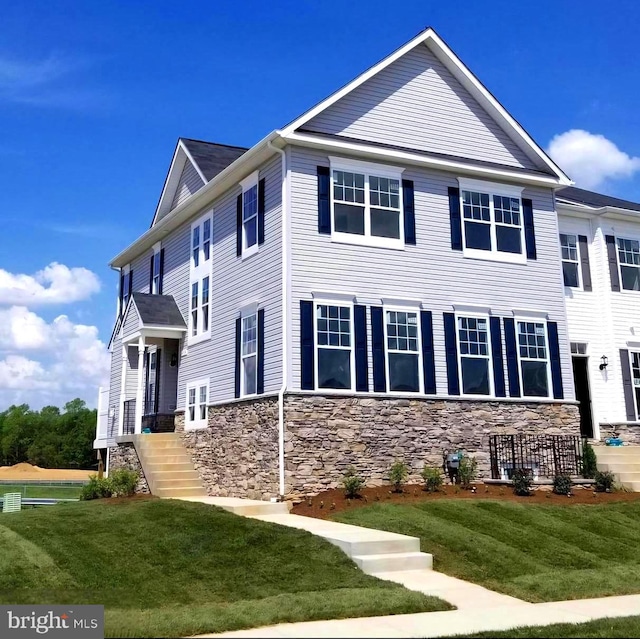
547, 129, 640, 190
0, 262, 100, 306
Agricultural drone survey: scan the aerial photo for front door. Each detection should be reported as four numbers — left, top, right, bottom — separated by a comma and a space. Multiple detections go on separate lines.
572, 356, 593, 438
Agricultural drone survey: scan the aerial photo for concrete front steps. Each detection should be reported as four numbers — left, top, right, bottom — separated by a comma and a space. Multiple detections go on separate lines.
595, 444, 640, 491
133, 433, 206, 498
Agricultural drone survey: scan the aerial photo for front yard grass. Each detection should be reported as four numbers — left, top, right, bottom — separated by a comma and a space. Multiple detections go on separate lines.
334, 500, 640, 602
0, 498, 449, 637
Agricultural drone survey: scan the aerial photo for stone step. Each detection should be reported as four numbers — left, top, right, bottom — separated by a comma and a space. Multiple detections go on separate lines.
352, 551, 433, 574
154, 486, 208, 498
145, 462, 194, 472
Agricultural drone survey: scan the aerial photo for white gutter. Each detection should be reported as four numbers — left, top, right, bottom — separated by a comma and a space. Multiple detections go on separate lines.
269, 139, 288, 499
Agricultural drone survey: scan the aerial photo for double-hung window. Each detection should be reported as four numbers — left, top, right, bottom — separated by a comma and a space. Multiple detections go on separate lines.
189, 213, 212, 343
617, 237, 640, 291
186, 380, 208, 429
315, 302, 353, 390
385, 309, 421, 392
457, 315, 492, 396
560, 233, 580, 288
240, 171, 259, 258
630, 352, 640, 419
121, 265, 131, 310
151, 246, 161, 294
459, 178, 525, 262
330, 158, 404, 248
517, 320, 551, 397
241, 313, 258, 396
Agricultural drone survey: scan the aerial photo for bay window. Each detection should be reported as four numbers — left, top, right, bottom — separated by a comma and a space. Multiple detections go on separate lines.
457, 315, 492, 395
517, 320, 550, 397
315, 303, 353, 390
385, 309, 421, 392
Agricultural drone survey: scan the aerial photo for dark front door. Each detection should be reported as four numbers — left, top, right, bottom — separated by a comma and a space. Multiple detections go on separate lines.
572, 356, 593, 438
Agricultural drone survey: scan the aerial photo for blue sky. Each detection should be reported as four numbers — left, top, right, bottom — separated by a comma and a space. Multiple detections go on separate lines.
1, 0, 639, 408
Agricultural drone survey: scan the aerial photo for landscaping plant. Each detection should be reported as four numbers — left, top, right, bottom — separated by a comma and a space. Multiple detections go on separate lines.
388, 460, 409, 493
552, 473, 573, 496
458, 455, 478, 489
581, 440, 598, 479
108, 469, 139, 497
512, 469, 533, 496
594, 469, 616, 492
421, 466, 443, 492
342, 466, 365, 499
80, 475, 112, 501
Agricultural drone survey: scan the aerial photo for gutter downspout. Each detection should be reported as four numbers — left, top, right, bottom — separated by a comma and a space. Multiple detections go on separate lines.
269, 138, 288, 499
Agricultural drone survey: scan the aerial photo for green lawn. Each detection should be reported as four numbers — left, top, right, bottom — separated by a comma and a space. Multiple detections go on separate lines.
0, 484, 82, 499
464, 615, 640, 637
334, 500, 640, 602
0, 499, 449, 637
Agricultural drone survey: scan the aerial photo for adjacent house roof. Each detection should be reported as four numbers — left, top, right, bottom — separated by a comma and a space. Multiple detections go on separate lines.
180, 138, 248, 181
131, 293, 186, 327
557, 186, 640, 213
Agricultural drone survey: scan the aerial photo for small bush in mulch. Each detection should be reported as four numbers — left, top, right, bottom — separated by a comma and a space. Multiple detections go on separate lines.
388, 460, 409, 493
512, 470, 533, 496
342, 466, 365, 499
421, 466, 444, 493
553, 474, 573, 496
594, 470, 616, 493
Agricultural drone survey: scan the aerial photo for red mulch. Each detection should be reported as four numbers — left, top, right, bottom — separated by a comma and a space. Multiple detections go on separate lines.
290, 483, 640, 519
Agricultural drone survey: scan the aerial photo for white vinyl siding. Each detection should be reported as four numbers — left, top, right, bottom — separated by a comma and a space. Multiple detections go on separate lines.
171, 160, 205, 211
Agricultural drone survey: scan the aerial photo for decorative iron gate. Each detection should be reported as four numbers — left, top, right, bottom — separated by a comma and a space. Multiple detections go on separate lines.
489, 434, 584, 480
123, 399, 136, 435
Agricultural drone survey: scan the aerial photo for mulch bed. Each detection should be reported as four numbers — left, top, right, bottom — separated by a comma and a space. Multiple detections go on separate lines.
291, 482, 640, 519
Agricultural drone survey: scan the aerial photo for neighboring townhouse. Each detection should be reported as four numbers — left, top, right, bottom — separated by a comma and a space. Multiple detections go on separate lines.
557, 186, 640, 446
95, 28, 580, 499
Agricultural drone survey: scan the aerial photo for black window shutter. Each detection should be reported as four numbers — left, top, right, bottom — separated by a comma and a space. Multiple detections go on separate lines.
448, 187, 462, 251
234, 317, 241, 398
503, 318, 521, 397
547, 321, 564, 399
128, 270, 133, 298
605, 235, 621, 292
420, 310, 436, 394
620, 349, 637, 420
118, 272, 124, 316
158, 248, 165, 295
236, 194, 243, 257
354, 305, 369, 392
317, 166, 331, 234
300, 301, 314, 390
577, 235, 592, 292
523, 198, 536, 260
490, 317, 506, 397
371, 306, 386, 392
257, 309, 265, 394
442, 313, 459, 395
402, 179, 416, 245
149, 255, 154, 293
258, 178, 265, 245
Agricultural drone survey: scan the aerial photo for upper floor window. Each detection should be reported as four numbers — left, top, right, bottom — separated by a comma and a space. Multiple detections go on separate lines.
120, 265, 131, 315
240, 170, 259, 258
385, 309, 421, 392
517, 320, 550, 398
186, 379, 209, 429
189, 213, 212, 344
617, 237, 640, 291
560, 233, 579, 288
151, 243, 162, 295
315, 302, 353, 390
458, 178, 525, 263
241, 313, 258, 397
330, 158, 404, 249
457, 315, 492, 396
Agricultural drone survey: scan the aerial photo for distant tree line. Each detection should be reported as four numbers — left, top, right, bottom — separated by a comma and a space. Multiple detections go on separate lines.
0, 399, 97, 470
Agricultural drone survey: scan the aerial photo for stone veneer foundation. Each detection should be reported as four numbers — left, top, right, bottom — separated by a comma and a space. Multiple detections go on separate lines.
108, 443, 149, 493
596, 423, 640, 445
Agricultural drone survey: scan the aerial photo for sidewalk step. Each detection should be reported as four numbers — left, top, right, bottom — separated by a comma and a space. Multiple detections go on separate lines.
145, 462, 194, 472
154, 478, 205, 489
140, 454, 192, 464
149, 470, 201, 482
154, 486, 207, 498
352, 551, 433, 574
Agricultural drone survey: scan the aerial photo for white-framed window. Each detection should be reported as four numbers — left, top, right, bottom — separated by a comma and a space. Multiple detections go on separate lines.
329, 157, 404, 249
559, 233, 580, 288
458, 178, 525, 263
630, 352, 640, 419
617, 237, 640, 291
189, 212, 212, 344
151, 243, 162, 294
240, 170, 259, 258
186, 379, 209, 429
121, 264, 131, 312
384, 308, 422, 392
314, 301, 354, 390
570, 342, 587, 355
241, 313, 258, 397
456, 314, 493, 396
516, 319, 551, 398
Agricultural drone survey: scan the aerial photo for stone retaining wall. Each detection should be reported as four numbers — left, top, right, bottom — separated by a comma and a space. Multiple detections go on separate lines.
108, 443, 149, 493
179, 397, 279, 500
596, 423, 640, 445
283, 394, 580, 498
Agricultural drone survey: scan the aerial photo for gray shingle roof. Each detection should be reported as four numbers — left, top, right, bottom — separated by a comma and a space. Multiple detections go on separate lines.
180, 138, 248, 181
132, 293, 186, 328
557, 186, 640, 212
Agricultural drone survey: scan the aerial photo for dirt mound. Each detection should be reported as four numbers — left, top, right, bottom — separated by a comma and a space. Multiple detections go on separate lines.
0, 462, 42, 474
0, 463, 93, 481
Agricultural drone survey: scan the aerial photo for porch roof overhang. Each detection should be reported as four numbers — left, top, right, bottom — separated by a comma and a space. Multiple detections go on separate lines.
121, 293, 187, 344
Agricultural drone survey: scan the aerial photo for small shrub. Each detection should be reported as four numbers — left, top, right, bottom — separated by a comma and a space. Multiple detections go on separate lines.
594, 470, 616, 493
108, 469, 139, 497
581, 441, 598, 479
342, 466, 365, 499
512, 469, 533, 496
421, 466, 443, 493
388, 460, 409, 493
553, 474, 573, 496
458, 455, 478, 489
80, 475, 112, 501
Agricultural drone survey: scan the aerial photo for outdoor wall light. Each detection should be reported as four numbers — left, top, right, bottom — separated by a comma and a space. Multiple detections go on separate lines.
599, 355, 609, 371
170, 353, 178, 367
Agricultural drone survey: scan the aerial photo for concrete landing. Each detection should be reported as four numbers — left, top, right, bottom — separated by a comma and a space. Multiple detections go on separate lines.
175, 496, 290, 516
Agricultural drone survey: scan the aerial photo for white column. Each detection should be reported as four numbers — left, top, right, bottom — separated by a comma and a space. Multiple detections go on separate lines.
134, 336, 145, 434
